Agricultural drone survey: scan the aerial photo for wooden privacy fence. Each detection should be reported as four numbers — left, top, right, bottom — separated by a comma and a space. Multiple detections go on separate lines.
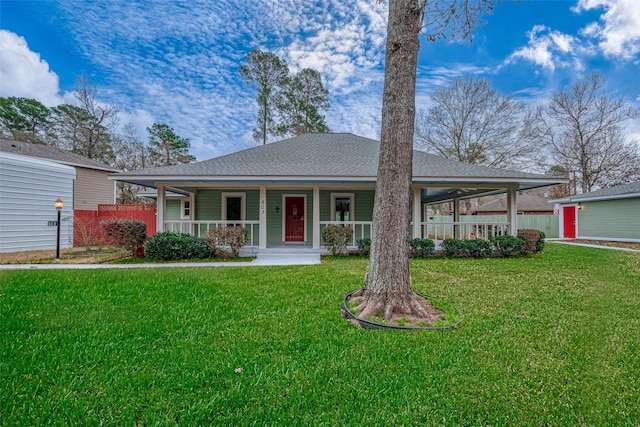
74, 204, 156, 247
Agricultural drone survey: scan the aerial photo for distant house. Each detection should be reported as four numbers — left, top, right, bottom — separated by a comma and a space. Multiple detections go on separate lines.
472, 193, 554, 215
552, 181, 640, 242
111, 133, 567, 249
0, 139, 118, 210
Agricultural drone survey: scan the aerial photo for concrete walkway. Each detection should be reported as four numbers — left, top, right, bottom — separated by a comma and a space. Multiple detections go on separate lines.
0, 249, 323, 270
547, 240, 640, 252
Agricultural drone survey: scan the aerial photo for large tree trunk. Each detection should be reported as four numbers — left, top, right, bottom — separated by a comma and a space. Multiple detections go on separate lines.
356, 0, 432, 321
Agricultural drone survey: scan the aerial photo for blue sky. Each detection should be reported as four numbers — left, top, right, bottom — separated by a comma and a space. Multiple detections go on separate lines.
1, 0, 639, 161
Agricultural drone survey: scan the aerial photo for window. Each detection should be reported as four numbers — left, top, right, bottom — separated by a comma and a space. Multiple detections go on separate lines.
222, 193, 246, 224
180, 199, 191, 219
331, 193, 354, 223
226, 197, 241, 221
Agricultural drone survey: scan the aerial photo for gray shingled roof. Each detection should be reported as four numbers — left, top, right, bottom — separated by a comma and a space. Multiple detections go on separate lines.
0, 138, 119, 172
554, 181, 640, 203
114, 133, 558, 182
474, 194, 554, 213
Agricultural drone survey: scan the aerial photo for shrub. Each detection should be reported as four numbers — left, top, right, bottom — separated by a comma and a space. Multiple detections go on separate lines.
536, 231, 546, 253
205, 227, 248, 257
410, 238, 435, 257
442, 238, 492, 258
74, 214, 102, 249
145, 232, 211, 261
442, 238, 466, 257
357, 238, 371, 257
464, 239, 493, 258
322, 225, 354, 255
101, 219, 147, 256
518, 229, 545, 254
492, 235, 525, 257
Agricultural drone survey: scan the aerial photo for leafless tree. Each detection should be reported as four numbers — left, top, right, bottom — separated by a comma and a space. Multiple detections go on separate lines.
415, 76, 535, 169
112, 123, 150, 203
50, 75, 119, 163
536, 72, 640, 193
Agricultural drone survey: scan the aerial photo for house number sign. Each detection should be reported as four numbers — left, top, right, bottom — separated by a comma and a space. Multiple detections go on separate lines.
260, 199, 265, 215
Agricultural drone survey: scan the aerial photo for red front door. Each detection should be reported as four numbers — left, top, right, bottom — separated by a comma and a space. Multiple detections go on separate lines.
563, 206, 576, 238
285, 197, 305, 242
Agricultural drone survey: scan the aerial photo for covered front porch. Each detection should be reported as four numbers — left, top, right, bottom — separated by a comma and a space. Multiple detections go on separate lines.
155, 183, 521, 250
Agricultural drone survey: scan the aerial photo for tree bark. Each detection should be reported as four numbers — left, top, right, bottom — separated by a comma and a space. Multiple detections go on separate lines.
358, 0, 431, 321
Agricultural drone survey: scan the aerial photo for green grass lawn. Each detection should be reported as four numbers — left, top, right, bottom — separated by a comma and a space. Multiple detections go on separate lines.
1, 243, 639, 426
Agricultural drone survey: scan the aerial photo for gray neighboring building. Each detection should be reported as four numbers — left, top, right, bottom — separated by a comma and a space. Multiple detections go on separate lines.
553, 181, 640, 242
0, 152, 76, 253
0, 139, 118, 211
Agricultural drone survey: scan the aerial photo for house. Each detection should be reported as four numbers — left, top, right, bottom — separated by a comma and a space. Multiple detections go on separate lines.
472, 193, 554, 215
0, 152, 75, 253
0, 138, 119, 210
110, 133, 567, 249
552, 181, 640, 242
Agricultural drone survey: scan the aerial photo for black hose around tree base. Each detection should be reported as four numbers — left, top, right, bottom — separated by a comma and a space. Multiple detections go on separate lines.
341, 289, 462, 330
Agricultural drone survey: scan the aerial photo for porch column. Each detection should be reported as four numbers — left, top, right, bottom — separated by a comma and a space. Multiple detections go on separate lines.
453, 198, 461, 239
259, 186, 267, 249
156, 184, 165, 233
507, 187, 518, 235
412, 186, 422, 239
313, 186, 320, 249
189, 192, 195, 235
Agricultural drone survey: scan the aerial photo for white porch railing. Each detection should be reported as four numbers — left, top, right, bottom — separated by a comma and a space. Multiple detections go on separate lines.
163, 220, 260, 247
320, 221, 372, 247
418, 222, 510, 247
165, 220, 510, 250
320, 220, 510, 248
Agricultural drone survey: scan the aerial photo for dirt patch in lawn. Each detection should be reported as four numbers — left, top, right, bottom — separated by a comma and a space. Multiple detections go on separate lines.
0, 247, 128, 264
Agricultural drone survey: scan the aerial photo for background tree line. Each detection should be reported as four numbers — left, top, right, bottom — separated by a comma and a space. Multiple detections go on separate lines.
0, 76, 195, 203
415, 72, 640, 197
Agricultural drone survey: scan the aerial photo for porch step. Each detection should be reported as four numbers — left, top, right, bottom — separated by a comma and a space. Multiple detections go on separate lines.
238, 246, 323, 265
253, 247, 326, 255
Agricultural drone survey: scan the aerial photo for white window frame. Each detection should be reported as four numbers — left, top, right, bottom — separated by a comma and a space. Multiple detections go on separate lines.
330, 193, 355, 223
180, 199, 191, 220
222, 192, 246, 222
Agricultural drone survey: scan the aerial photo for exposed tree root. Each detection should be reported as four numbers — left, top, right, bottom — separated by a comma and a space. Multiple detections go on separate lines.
347, 288, 444, 327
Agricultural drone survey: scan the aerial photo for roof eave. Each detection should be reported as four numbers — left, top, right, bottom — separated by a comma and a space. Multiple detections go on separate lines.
553, 192, 640, 203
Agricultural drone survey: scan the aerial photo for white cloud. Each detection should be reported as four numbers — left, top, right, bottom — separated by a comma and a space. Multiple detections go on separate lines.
574, 0, 640, 59
40, 0, 390, 159
0, 30, 63, 106
505, 25, 583, 72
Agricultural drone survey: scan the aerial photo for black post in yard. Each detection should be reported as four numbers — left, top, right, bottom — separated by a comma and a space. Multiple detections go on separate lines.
56, 208, 61, 261
54, 198, 64, 261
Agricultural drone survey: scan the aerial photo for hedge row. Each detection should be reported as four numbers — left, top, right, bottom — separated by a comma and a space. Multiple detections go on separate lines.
144, 227, 249, 261
354, 229, 545, 258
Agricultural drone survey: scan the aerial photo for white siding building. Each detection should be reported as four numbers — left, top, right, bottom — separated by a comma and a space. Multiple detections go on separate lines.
0, 152, 76, 253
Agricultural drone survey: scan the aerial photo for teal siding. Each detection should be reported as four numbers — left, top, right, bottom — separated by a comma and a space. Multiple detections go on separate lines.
245, 190, 260, 221
355, 190, 375, 221
578, 198, 640, 240
166, 199, 181, 220
195, 189, 220, 220
194, 189, 259, 221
